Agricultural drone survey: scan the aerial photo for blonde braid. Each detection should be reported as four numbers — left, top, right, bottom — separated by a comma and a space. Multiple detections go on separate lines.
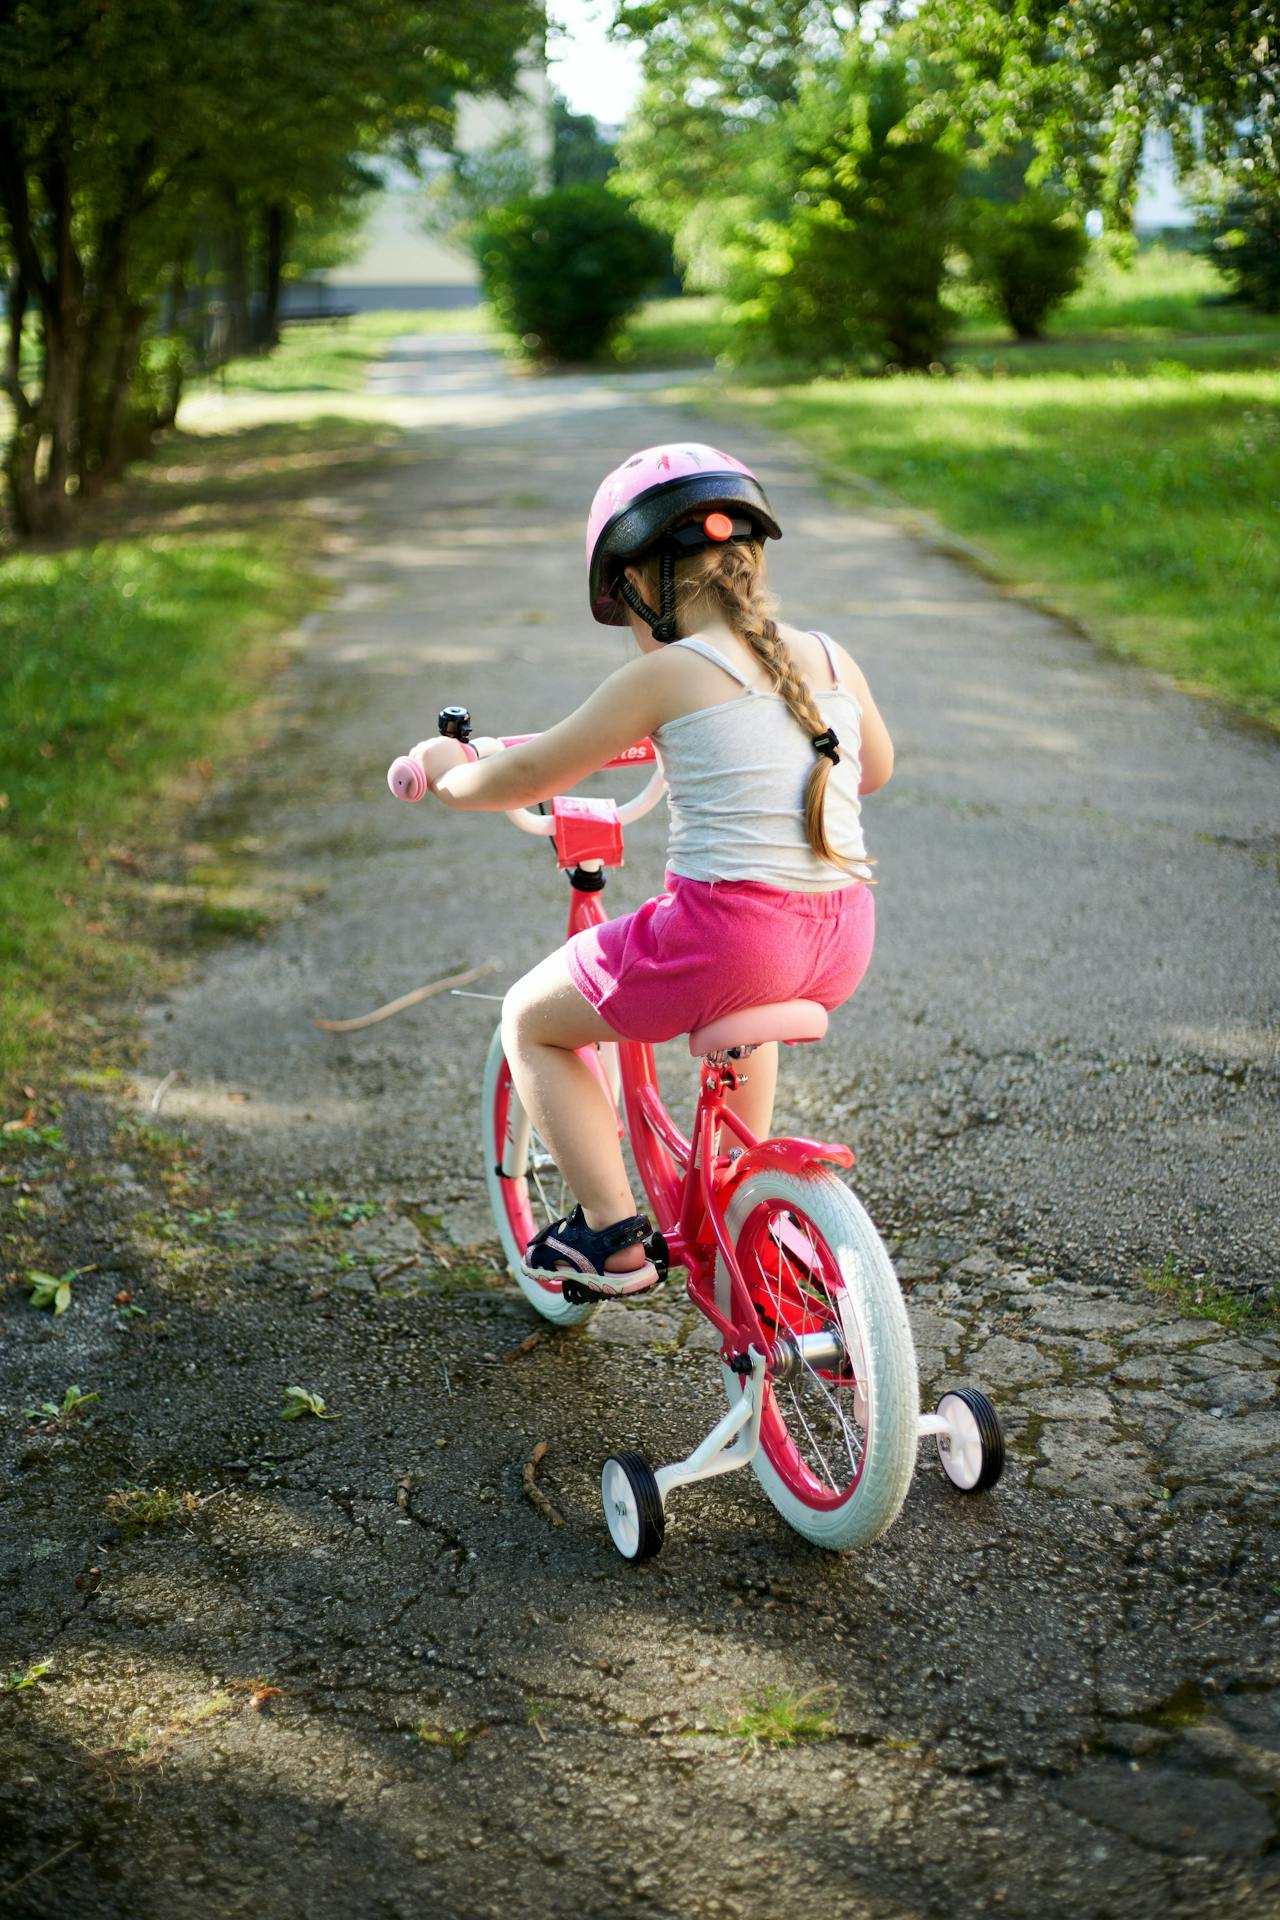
663, 543, 862, 876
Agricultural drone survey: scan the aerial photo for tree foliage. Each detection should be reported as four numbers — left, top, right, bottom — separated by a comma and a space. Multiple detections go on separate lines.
727, 50, 962, 371
614, 0, 859, 286
0, 0, 541, 534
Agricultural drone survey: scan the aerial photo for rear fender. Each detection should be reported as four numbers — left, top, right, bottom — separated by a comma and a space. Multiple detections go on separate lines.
726, 1135, 854, 1191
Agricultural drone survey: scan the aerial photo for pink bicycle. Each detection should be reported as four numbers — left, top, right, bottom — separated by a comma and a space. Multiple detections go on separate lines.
389, 708, 1004, 1560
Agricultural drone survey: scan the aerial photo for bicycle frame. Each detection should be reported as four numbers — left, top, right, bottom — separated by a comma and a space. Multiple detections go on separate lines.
396, 715, 856, 1362
563, 866, 854, 1362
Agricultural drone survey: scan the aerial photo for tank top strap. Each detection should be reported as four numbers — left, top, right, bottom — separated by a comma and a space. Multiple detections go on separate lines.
668, 636, 756, 692
809, 631, 842, 691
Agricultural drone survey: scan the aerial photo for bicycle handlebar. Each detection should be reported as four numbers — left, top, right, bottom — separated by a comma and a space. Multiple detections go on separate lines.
386, 712, 666, 835
496, 733, 657, 768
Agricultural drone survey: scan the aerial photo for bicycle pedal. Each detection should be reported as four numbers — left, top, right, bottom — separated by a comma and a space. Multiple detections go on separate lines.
561, 1273, 666, 1306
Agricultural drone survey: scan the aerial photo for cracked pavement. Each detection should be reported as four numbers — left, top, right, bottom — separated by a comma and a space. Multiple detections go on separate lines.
1, 334, 1277, 1918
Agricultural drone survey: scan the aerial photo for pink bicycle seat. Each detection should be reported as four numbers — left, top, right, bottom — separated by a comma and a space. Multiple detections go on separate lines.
688, 1000, 828, 1057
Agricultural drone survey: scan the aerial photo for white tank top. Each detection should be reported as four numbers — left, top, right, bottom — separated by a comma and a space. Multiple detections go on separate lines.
652, 633, 872, 892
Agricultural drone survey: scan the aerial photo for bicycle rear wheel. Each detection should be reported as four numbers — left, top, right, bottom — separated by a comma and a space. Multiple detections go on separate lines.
482, 1025, 597, 1327
714, 1166, 918, 1550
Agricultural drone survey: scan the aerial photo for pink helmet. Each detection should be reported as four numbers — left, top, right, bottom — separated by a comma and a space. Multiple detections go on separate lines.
586, 442, 782, 631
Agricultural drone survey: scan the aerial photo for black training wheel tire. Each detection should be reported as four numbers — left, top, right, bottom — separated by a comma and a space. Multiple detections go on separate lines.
601, 1452, 665, 1561
935, 1388, 1006, 1494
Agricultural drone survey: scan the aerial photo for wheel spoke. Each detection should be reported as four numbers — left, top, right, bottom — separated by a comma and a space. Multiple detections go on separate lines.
740, 1200, 872, 1499
783, 1379, 840, 1491
797, 1354, 863, 1477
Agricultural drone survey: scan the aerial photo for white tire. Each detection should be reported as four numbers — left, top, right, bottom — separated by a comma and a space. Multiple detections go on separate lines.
715, 1166, 919, 1550
481, 1025, 597, 1327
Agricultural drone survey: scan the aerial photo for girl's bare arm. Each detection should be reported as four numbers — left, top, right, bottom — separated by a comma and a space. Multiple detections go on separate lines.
432, 655, 671, 812
839, 656, 894, 794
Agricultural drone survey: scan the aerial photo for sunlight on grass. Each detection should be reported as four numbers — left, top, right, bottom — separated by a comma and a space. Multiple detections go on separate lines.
0, 419, 401, 1096
728, 362, 1280, 727
1141, 1254, 1278, 1329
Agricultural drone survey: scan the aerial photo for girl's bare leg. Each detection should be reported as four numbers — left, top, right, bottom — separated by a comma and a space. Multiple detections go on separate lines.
719, 1041, 777, 1151
501, 951, 646, 1273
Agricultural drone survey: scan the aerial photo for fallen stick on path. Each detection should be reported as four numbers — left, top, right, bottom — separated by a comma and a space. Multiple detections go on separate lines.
150, 1068, 186, 1113
522, 1440, 563, 1528
0, 1840, 83, 1900
315, 960, 499, 1032
503, 1331, 542, 1363
374, 1254, 419, 1286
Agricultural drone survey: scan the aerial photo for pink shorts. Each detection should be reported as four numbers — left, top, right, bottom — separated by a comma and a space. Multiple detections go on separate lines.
564, 871, 875, 1045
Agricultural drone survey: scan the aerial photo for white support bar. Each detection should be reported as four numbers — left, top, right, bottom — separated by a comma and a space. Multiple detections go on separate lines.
917, 1412, 954, 1440
655, 1349, 767, 1500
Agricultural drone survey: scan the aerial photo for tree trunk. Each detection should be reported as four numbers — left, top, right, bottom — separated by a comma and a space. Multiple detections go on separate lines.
0, 130, 84, 535
257, 202, 288, 348
222, 185, 252, 358
98, 305, 149, 482
153, 253, 189, 431
37, 149, 85, 527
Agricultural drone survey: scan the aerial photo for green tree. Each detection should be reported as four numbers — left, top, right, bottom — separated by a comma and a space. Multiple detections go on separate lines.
0, 0, 541, 535
551, 98, 618, 187
614, 1, 859, 286
728, 48, 962, 371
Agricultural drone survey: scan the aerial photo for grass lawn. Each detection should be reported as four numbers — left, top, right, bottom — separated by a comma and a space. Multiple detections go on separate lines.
612, 295, 729, 367
731, 363, 1279, 726
645, 247, 1280, 729
0, 414, 403, 1101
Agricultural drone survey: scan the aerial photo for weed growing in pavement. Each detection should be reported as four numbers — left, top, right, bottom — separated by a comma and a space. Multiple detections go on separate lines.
0, 1123, 65, 1154
23, 1385, 99, 1425
295, 1189, 381, 1228
416, 1723, 490, 1750
525, 1695, 549, 1730
1141, 1254, 1279, 1330
115, 1117, 195, 1165
190, 901, 272, 940
105, 1487, 201, 1533
114, 1691, 235, 1765
3, 1661, 52, 1694
181, 1204, 241, 1230
25, 1265, 92, 1313
279, 1386, 338, 1421
715, 1685, 838, 1751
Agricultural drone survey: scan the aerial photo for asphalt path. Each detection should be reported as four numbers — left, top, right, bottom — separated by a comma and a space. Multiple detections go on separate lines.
1, 334, 1277, 1919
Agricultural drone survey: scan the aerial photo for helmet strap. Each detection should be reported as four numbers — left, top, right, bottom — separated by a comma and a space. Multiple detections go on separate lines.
618, 548, 679, 643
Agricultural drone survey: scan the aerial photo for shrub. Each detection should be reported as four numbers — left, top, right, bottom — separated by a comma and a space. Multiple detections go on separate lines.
727, 52, 961, 373
966, 195, 1089, 339
1199, 184, 1280, 313
474, 183, 667, 362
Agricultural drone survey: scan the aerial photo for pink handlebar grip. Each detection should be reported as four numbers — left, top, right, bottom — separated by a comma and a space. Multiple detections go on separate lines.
387, 755, 427, 803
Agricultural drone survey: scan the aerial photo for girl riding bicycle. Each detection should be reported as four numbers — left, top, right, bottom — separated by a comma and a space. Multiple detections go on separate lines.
409, 443, 894, 1304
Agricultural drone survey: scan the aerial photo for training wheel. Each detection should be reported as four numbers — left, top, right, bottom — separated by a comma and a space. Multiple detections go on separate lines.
935, 1388, 1005, 1493
601, 1452, 665, 1561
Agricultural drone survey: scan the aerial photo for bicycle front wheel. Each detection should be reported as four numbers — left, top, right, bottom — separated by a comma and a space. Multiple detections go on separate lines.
715, 1166, 919, 1550
482, 1025, 597, 1328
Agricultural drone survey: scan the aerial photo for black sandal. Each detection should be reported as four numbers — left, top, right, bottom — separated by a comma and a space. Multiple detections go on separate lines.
523, 1205, 668, 1304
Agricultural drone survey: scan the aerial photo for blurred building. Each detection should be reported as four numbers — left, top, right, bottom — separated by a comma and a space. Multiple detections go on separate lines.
1133, 129, 1194, 236
298, 57, 552, 314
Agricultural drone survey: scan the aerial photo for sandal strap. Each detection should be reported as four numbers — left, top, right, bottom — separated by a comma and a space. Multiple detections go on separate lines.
528, 1205, 653, 1275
